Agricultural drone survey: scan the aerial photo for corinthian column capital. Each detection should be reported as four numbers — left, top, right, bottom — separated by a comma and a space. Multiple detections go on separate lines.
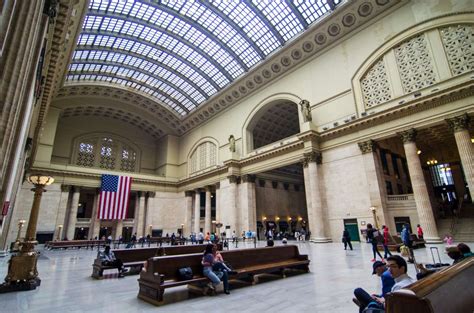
399, 129, 417, 144
358, 140, 378, 154
446, 113, 470, 133
303, 151, 322, 165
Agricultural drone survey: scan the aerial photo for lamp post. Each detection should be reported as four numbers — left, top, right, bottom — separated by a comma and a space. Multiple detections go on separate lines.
0, 174, 54, 293
370, 206, 379, 229
12, 220, 26, 252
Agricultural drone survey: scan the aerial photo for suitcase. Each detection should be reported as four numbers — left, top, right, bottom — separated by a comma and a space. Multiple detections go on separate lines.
425, 247, 450, 269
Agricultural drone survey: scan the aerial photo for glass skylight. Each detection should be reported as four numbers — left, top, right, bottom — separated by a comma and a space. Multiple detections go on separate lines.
69, 0, 342, 116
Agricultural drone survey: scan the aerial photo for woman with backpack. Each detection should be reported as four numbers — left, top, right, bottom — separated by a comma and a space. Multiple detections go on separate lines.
366, 223, 384, 262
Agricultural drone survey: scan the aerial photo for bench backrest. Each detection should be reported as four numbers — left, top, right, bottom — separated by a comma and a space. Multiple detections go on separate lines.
113, 248, 160, 263
220, 245, 304, 269
386, 257, 474, 313
161, 243, 221, 256
47, 240, 105, 247
143, 245, 305, 282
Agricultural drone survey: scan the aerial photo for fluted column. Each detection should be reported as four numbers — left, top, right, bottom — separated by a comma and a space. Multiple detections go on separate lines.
215, 183, 221, 233
66, 187, 81, 240
115, 220, 123, 240
400, 129, 441, 243
358, 140, 389, 227
136, 192, 146, 238
90, 188, 101, 239
447, 114, 474, 202
204, 187, 212, 235
54, 185, 71, 240
227, 176, 239, 234
303, 152, 331, 242
241, 174, 257, 233
193, 190, 201, 234
184, 191, 194, 236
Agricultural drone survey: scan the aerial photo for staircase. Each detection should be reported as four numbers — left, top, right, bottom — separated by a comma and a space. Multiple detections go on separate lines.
437, 202, 474, 242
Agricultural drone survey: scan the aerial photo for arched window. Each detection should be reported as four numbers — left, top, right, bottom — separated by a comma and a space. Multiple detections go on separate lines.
189, 141, 218, 175
74, 134, 140, 172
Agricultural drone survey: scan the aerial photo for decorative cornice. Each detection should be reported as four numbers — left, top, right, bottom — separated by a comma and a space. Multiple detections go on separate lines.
399, 129, 417, 144
358, 140, 378, 154
446, 113, 470, 133
184, 190, 194, 197
60, 184, 71, 193
147, 191, 156, 198
303, 151, 322, 165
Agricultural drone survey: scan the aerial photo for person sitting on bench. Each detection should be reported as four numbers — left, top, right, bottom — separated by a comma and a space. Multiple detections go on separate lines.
202, 244, 230, 294
212, 244, 237, 275
99, 245, 128, 277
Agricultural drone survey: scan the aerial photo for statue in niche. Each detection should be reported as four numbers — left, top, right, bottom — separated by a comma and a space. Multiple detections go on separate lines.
300, 99, 312, 122
228, 135, 236, 152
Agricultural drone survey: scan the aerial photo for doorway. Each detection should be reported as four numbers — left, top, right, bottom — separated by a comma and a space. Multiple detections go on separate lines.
343, 219, 360, 241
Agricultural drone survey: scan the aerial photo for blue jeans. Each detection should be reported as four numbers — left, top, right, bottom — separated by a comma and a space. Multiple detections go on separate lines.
354, 288, 384, 313
203, 266, 229, 291
383, 244, 392, 258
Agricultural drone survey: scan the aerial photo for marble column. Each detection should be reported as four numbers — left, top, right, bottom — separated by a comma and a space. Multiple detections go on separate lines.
204, 187, 212, 235
193, 190, 201, 234
145, 192, 155, 236
447, 114, 474, 202
400, 129, 441, 243
215, 183, 221, 235
358, 140, 389, 227
136, 192, 146, 238
90, 189, 101, 239
241, 174, 257, 233
184, 191, 194, 236
227, 175, 239, 234
115, 220, 123, 240
54, 185, 71, 240
66, 187, 81, 240
303, 152, 331, 242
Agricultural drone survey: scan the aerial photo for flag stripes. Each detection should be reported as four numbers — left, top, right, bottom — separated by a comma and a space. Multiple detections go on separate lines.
98, 175, 132, 220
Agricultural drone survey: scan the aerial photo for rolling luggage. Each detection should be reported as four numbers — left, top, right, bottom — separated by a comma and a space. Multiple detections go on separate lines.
425, 247, 450, 269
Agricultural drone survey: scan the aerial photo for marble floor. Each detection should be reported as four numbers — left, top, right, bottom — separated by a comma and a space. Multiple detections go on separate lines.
0, 240, 470, 313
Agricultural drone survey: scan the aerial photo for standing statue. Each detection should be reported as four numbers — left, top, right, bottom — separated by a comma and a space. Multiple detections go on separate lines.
300, 99, 312, 122
228, 135, 236, 152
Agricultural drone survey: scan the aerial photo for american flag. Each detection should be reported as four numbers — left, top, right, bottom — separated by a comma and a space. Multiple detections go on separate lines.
98, 174, 132, 220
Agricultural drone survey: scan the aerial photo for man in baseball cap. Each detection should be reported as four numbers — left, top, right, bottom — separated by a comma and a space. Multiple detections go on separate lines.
353, 261, 395, 312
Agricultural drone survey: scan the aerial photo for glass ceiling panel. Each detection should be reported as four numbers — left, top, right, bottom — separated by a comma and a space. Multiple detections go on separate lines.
70, 0, 342, 116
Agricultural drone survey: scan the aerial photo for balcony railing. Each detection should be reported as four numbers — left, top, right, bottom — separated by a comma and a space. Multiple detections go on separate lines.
387, 194, 415, 201
76, 218, 91, 224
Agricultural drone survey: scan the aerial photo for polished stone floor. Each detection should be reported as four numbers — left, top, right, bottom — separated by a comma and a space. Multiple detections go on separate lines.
0, 240, 470, 313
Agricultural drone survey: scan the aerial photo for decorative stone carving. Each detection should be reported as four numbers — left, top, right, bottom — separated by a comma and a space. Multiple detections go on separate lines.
241, 174, 256, 183
147, 192, 156, 198
299, 99, 312, 122
215, 182, 220, 189
271, 181, 279, 189
185, 190, 194, 197
446, 113, 470, 133
138, 191, 146, 198
361, 58, 392, 108
358, 140, 378, 154
228, 175, 238, 184
440, 25, 474, 76
72, 186, 81, 193
394, 34, 437, 93
399, 129, 417, 143
303, 151, 322, 164
228, 135, 235, 152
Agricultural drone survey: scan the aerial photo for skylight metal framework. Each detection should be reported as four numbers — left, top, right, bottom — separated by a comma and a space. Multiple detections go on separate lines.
68, 0, 341, 116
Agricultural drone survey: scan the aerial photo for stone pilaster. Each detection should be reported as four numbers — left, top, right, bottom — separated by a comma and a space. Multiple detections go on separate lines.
66, 186, 81, 240
54, 185, 70, 240
447, 114, 474, 202
303, 152, 331, 242
184, 191, 194, 236
204, 186, 212, 235
145, 191, 155, 236
115, 220, 123, 239
400, 129, 441, 243
240, 174, 257, 234
193, 189, 201, 234
227, 176, 239, 233
90, 188, 100, 239
358, 140, 388, 227
136, 191, 146, 238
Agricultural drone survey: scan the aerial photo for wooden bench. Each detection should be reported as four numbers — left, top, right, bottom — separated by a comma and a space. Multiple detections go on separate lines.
385, 257, 474, 313
377, 235, 403, 252
45, 240, 106, 250
91, 244, 216, 279
137, 245, 310, 305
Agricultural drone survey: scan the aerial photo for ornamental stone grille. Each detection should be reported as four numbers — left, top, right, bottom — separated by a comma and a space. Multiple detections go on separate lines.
440, 24, 474, 76
120, 146, 137, 172
76, 141, 95, 167
360, 58, 392, 107
394, 34, 437, 93
189, 141, 217, 174
99, 138, 116, 170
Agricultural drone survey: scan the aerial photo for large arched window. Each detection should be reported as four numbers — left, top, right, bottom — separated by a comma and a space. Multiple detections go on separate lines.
188, 141, 218, 175
74, 134, 140, 172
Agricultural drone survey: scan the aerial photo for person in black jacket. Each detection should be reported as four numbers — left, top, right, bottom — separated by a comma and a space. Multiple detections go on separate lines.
367, 223, 384, 262
342, 228, 353, 250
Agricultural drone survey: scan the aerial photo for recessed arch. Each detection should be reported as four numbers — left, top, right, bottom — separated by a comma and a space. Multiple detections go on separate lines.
187, 136, 220, 176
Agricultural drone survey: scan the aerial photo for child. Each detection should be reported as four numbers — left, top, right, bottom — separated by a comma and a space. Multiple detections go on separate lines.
443, 234, 453, 245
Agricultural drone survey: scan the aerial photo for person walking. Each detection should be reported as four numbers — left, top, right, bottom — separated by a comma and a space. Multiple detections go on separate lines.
382, 225, 393, 259
366, 223, 384, 262
342, 228, 353, 250
401, 224, 414, 263
417, 224, 424, 239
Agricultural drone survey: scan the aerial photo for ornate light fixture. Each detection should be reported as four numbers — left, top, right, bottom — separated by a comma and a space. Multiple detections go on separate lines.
369, 206, 379, 229
0, 174, 54, 293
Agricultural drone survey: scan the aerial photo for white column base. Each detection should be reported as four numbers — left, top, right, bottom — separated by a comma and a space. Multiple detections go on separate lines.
310, 237, 332, 243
